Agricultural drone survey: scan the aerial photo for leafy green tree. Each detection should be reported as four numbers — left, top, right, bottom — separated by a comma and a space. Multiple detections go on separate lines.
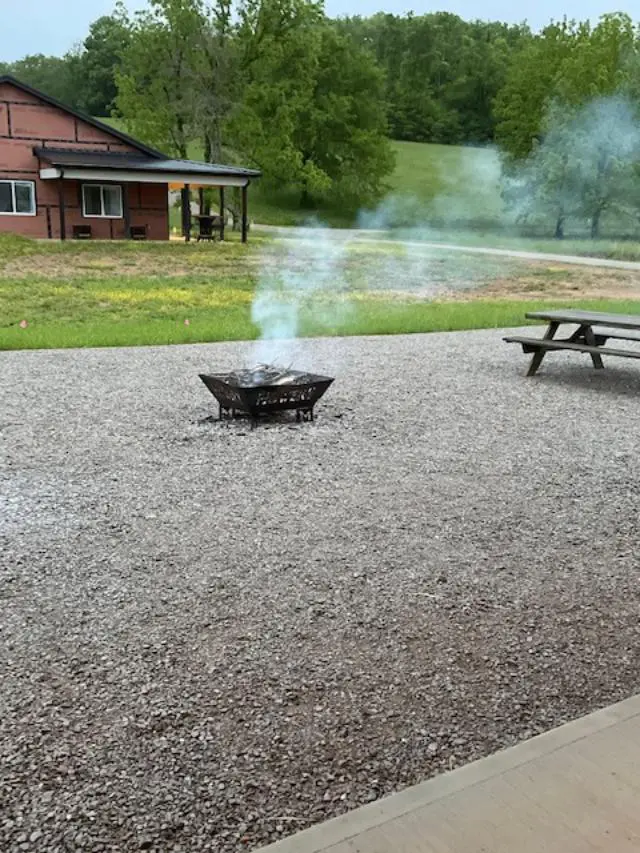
229, 0, 329, 196
115, 0, 209, 158
1, 53, 82, 108
502, 102, 583, 238
229, 0, 394, 208
75, 15, 132, 116
195, 1, 240, 163
494, 19, 582, 160
556, 13, 638, 105
296, 24, 395, 206
496, 14, 640, 238
338, 12, 531, 145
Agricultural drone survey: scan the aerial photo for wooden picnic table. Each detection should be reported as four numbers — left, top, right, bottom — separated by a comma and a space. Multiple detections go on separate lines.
504, 309, 640, 376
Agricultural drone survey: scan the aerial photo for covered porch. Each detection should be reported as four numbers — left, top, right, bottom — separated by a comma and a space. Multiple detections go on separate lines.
171, 182, 249, 243
35, 147, 261, 242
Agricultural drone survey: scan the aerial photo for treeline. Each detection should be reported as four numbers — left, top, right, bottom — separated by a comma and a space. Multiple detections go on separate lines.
2, 6, 532, 147
3, 3, 640, 236
337, 13, 531, 145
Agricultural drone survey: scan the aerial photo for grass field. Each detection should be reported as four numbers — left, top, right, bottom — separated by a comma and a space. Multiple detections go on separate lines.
2, 232, 640, 351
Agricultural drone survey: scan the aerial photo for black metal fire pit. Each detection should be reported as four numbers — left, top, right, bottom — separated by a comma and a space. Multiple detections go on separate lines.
199, 366, 334, 427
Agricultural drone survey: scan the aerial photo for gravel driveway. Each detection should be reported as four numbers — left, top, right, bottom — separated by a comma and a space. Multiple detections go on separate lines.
2, 330, 640, 853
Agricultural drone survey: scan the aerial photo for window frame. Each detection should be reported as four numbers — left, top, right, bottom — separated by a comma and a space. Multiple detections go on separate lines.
0, 180, 37, 216
81, 183, 124, 219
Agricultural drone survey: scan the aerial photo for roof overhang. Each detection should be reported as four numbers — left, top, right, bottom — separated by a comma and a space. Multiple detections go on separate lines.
40, 167, 251, 188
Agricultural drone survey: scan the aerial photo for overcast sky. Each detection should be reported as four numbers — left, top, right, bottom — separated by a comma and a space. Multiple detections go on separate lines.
0, 0, 636, 63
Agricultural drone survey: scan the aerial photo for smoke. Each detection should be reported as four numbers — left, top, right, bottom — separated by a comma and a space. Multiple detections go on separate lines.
249, 217, 521, 369
502, 95, 640, 238
250, 222, 355, 368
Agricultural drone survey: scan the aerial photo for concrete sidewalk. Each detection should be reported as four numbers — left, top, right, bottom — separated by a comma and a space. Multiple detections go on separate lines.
256, 694, 640, 853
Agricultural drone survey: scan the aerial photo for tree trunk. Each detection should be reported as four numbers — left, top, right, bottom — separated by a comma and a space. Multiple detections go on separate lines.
554, 213, 565, 240
591, 208, 602, 240
225, 188, 241, 231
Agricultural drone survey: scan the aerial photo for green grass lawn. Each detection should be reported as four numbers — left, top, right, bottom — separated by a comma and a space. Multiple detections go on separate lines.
2, 233, 640, 351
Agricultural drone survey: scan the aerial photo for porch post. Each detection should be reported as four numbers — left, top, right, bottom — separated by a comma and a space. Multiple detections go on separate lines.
58, 177, 66, 241
219, 187, 225, 241
241, 183, 248, 244
181, 184, 191, 241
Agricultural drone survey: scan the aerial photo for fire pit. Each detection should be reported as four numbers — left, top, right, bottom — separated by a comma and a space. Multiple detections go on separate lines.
199, 365, 334, 427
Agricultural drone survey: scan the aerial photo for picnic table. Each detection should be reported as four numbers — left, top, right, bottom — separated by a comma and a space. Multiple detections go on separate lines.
504, 309, 640, 376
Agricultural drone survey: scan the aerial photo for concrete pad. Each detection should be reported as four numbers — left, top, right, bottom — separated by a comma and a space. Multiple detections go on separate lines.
256, 694, 640, 853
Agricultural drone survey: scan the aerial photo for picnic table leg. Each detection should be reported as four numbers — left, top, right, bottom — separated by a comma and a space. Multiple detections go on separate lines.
527, 321, 559, 376
583, 326, 605, 369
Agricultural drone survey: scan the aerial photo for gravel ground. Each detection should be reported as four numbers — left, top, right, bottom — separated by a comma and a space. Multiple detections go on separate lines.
2, 330, 640, 853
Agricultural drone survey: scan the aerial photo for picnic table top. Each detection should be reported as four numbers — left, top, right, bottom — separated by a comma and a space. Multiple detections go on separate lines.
526, 309, 640, 330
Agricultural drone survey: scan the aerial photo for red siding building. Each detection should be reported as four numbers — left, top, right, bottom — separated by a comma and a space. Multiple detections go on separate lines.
0, 75, 260, 241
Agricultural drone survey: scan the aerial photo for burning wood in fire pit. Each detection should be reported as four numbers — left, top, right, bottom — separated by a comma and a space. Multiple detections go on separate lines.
227, 364, 314, 387
199, 363, 334, 427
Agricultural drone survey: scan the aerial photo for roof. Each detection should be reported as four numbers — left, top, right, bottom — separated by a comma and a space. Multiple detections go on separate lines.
0, 74, 165, 159
35, 147, 262, 179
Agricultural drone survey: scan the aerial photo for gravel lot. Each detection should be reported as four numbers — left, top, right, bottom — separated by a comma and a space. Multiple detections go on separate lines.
2, 330, 640, 853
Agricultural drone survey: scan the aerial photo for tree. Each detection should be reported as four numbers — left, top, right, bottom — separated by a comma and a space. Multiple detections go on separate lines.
75, 15, 132, 116
229, 0, 394, 208
193, 0, 239, 163
338, 12, 531, 145
501, 102, 583, 239
494, 19, 581, 160
296, 24, 395, 206
114, 0, 210, 158
555, 13, 638, 106
496, 13, 640, 238
228, 0, 326, 195
1, 53, 82, 108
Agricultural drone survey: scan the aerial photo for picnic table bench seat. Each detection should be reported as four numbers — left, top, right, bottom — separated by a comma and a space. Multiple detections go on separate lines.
503, 336, 640, 359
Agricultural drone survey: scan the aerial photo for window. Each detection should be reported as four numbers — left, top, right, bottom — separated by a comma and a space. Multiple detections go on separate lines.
82, 184, 123, 218
0, 180, 36, 216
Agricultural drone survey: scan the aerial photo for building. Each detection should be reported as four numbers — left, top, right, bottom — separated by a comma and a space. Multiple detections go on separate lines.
0, 75, 261, 242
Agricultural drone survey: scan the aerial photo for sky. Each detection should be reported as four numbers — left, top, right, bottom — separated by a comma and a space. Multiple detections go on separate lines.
0, 0, 636, 63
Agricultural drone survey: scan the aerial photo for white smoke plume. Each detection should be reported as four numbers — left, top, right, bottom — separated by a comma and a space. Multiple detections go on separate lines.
250, 222, 355, 368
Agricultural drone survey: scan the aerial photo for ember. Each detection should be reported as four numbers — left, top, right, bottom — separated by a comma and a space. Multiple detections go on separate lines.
199, 364, 334, 427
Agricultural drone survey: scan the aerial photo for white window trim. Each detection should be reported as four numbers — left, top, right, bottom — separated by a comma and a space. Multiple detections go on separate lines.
81, 183, 124, 219
0, 180, 36, 216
